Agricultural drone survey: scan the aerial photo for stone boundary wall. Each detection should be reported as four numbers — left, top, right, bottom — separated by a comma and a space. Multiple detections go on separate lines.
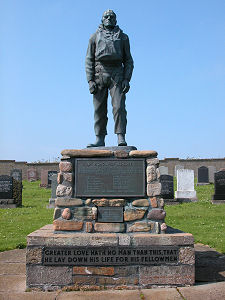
0, 158, 224, 180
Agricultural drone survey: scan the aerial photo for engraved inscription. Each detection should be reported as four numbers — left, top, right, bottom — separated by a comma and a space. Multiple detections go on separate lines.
98, 207, 123, 222
0, 176, 13, 199
75, 159, 145, 197
43, 246, 179, 266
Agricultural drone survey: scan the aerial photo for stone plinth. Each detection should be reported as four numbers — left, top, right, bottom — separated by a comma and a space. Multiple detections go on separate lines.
26, 225, 195, 291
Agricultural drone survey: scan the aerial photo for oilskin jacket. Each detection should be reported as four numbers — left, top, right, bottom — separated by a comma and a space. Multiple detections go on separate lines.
85, 24, 134, 83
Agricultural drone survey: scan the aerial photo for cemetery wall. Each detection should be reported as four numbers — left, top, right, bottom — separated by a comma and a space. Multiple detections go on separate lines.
0, 158, 224, 179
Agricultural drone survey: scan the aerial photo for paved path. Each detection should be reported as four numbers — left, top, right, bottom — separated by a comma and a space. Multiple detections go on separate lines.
0, 246, 225, 300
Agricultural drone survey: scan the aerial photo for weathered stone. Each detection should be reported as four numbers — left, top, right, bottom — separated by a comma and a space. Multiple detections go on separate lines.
27, 265, 73, 286
62, 172, 73, 182
146, 165, 157, 183
146, 158, 160, 165
85, 222, 93, 233
118, 234, 131, 246
97, 276, 139, 286
85, 198, 92, 206
161, 222, 167, 233
150, 197, 158, 208
132, 233, 194, 246
129, 150, 158, 158
179, 247, 195, 265
57, 173, 63, 184
92, 198, 125, 207
59, 162, 72, 172
94, 223, 125, 232
92, 207, 97, 219
147, 209, 166, 220
147, 182, 162, 196
140, 265, 195, 285
73, 266, 115, 276
159, 198, 164, 208
26, 248, 42, 264
62, 208, 71, 220
56, 198, 83, 207
61, 149, 113, 157
132, 199, 149, 207
113, 150, 129, 158
127, 222, 152, 232
124, 209, 146, 221
56, 185, 72, 197
53, 208, 61, 220
53, 220, 83, 231
73, 207, 94, 220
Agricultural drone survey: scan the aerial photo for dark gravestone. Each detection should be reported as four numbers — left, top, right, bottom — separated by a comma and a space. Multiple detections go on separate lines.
48, 171, 58, 185
160, 175, 174, 200
198, 166, 209, 184
75, 158, 145, 197
98, 207, 124, 223
0, 175, 13, 199
213, 171, 225, 201
10, 169, 22, 182
50, 174, 58, 199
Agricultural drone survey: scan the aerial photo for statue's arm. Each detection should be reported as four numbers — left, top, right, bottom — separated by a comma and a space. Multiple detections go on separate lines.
85, 34, 98, 94
123, 35, 134, 82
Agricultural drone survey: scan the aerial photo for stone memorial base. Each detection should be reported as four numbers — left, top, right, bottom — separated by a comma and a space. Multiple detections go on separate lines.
175, 191, 197, 203
26, 224, 195, 291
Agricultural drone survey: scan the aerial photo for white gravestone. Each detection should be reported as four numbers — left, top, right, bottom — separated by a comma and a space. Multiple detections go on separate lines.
208, 166, 216, 183
175, 169, 197, 200
159, 166, 168, 175
174, 165, 184, 176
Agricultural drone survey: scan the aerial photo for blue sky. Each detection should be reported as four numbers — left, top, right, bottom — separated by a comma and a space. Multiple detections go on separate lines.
0, 0, 225, 162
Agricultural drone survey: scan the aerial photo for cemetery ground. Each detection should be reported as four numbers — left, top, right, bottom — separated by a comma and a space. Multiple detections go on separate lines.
0, 180, 224, 254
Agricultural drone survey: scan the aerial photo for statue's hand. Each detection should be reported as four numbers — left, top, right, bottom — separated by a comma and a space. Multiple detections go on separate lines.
122, 79, 130, 94
89, 80, 98, 94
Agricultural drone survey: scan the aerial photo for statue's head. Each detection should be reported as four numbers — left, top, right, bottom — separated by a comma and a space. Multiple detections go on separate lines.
102, 9, 117, 29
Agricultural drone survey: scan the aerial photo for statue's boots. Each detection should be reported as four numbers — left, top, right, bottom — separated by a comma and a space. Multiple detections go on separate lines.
117, 134, 127, 146
87, 135, 105, 148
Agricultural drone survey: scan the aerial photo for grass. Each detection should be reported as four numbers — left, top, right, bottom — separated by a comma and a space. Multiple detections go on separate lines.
0, 181, 53, 251
0, 179, 224, 253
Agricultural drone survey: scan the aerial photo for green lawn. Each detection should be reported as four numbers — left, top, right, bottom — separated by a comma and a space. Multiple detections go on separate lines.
0, 179, 224, 253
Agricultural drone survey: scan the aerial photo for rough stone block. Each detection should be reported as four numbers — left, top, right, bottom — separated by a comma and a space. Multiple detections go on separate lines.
146, 158, 160, 166
53, 208, 61, 220
73, 275, 96, 285
146, 165, 157, 183
127, 222, 152, 232
85, 198, 92, 206
53, 220, 83, 231
92, 198, 125, 207
26, 265, 73, 286
62, 208, 71, 220
132, 199, 149, 207
118, 234, 131, 246
62, 172, 73, 182
147, 182, 162, 196
124, 209, 146, 221
97, 276, 138, 286
26, 248, 42, 264
150, 197, 158, 208
73, 266, 115, 276
140, 265, 195, 286
113, 150, 129, 158
94, 223, 125, 232
57, 173, 63, 184
56, 185, 72, 197
59, 162, 72, 172
129, 150, 158, 158
147, 208, 166, 220
55, 198, 83, 207
61, 149, 113, 157
179, 247, 195, 265
85, 222, 93, 233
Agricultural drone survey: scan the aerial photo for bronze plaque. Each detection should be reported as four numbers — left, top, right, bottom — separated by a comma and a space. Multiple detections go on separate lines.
43, 246, 179, 266
75, 158, 145, 197
98, 207, 123, 222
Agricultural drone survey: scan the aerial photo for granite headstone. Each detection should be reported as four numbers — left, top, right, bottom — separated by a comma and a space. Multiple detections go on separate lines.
0, 175, 13, 199
175, 169, 197, 202
197, 166, 209, 185
160, 175, 174, 200
212, 171, 225, 203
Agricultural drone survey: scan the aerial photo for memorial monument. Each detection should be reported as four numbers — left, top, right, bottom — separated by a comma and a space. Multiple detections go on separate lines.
26, 10, 195, 290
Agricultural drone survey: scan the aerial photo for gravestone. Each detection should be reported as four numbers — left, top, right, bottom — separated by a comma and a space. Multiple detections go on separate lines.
208, 166, 216, 184
159, 166, 168, 175
48, 171, 58, 185
0, 175, 13, 199
160, 175, 174, 202
0, 175, 22, 208
174, 165, 184, 176
175, 169, 197, 202
10, 169, 22, 182
47, 174, 58, 208
212, 171, 225, 204
197, 166, 209, 185
27, 169, 38, 182
40, 170, 49, 188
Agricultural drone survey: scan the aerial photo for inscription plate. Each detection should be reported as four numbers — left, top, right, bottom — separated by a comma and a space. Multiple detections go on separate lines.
98, 207, 123, 222
75, 158, 145, 197
43, 246, 179, 266
0, 175, 13, 199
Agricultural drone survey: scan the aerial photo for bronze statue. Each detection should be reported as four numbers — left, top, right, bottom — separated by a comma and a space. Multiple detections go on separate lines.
86, 10, 134, 147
